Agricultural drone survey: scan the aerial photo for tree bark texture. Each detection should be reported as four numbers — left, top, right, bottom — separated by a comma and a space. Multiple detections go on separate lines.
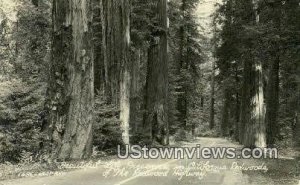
47, 0, 94, 160
144, 0, 169, 145
119, 0, 131, 145
239, 1, 266, 148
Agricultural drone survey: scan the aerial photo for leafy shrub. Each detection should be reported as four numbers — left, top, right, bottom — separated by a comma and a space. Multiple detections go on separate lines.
0, 82, 47, 162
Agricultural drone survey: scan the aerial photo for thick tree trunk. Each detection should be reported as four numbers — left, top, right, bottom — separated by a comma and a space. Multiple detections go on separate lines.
47, 0, 94, 160
144, 0, 169, 145
240, 2, 266, 148
240, 59, 266, 147
248, 61, 266, 147
101, 0, 122, 105
265, 5, 281, 147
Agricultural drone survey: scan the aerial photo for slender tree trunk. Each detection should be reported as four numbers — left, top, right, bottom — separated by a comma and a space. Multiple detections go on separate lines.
294, 62, 300, 149
294, 111, 300, 149
100, 0, 108, 97
265, 55, 279, 146
221, 89, 230, 136
47, 0, 94, 160
209, 58, 215, 129
234, 65, 240, 141
239, 58, 251, 144
130, 49, 140, 136
144, 0, 169, 145
251, 1, 266, 148
119, 0, 131, 145
92, 0, 105, 94
176, 0, 188, 130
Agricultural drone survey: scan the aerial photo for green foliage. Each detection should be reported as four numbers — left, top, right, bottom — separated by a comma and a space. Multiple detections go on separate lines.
13, 1, 51, 82
0, 0, 50, 162
93, 94, 124, 154
168, 0, 204, 135
0, 82, 47, 162
215, 0, 300, 145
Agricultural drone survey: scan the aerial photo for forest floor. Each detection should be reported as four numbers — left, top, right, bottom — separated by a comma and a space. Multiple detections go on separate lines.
0, 137, 299, 185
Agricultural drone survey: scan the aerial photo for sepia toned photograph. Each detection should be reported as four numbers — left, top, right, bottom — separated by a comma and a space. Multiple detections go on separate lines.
0, 0, 299, 184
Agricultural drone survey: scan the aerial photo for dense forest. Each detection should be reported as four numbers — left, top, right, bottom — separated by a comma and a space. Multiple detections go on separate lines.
0, 0, 299, 165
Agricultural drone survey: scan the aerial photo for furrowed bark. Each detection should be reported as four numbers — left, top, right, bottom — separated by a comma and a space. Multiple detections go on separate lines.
47, 0, 94, 160
144, 0, 169, 145
243, 1, 265, 147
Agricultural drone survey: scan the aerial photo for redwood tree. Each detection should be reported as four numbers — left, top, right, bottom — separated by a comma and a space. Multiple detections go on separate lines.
144, 0, 169, 145
46, 0, 94, 160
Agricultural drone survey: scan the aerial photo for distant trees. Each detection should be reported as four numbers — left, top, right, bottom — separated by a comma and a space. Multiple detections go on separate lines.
215, 0, 300, 148
167, 0, 202, 136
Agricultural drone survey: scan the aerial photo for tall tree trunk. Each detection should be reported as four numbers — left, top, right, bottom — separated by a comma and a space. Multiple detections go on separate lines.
248, 61, 266, 147
99, 0, 132, 144
92, 0, 105, 94
119, 0, 131, 145
234, 65, 240, 141
176, 0, 188, 130
265, 55, 279, 146
130, 49, 140, 137
240, 58, 266, 147
47, 0, 94, 160
294, 60, 300, 149
101, 0, 122, 105
240, 1, 266, 148
100, 0, 108, 97
239, 58, 251, 144
294, 111, 300, 149
221, 89, 230, 136
209, 58, 215, 129
265, 5, 281, 147
144, 0, 169, 145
